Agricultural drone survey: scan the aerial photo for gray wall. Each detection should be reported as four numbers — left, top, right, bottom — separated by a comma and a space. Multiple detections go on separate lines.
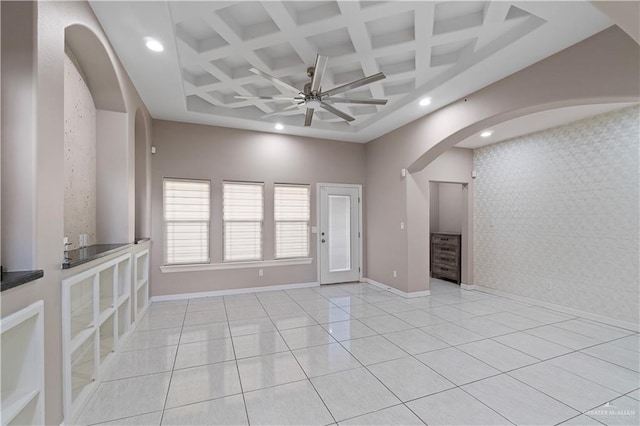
437, 183, 463, 234
429, 182, 464, 234
1, 1, 36, 271
150, 120, 366, 297
474, 106, 639, 323
429, 182, 439, 233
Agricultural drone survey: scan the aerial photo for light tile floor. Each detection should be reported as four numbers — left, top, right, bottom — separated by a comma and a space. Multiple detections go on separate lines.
77, 279, 640, 425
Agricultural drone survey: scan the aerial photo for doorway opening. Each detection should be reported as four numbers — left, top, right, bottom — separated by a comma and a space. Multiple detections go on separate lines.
429, 181, 468, 285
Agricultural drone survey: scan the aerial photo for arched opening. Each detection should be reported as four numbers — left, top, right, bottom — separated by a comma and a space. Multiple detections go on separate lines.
408, 99, 637, 174
134, 109, 150, 240
404, 100, 637, 298
64, 24, 129, 249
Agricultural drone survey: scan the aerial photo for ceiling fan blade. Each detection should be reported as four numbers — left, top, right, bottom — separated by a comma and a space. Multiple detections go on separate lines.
304, 108, 314, 126
321, 72, 386, 97
249, 67, 301, 94
327, 98, 388, 105
235, 95, 301, 101
319, 102, 355, 122
261, 103, 303, 118
310, 55, 329, 93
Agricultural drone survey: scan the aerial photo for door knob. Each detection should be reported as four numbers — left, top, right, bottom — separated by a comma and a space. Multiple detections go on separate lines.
321, 239, 326, 243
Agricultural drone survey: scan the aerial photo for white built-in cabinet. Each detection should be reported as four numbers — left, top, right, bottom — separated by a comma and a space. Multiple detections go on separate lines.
1, 300, 45, 426
134, 249, 149, 321
61, 249, 150, 423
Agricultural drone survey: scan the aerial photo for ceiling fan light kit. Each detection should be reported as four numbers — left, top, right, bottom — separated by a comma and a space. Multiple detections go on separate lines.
236, 54, 388, 127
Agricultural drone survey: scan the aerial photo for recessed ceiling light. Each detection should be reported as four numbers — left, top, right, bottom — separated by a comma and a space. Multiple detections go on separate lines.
145, 38, 164, 52
275, 123, 284, 130
480, 130, 493, 138
419, 97, 432, 106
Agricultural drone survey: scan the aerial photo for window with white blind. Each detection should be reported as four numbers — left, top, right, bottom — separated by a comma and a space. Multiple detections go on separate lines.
223, 181, 264, 262
163, 178, 210, 265
275, 184, 310, 259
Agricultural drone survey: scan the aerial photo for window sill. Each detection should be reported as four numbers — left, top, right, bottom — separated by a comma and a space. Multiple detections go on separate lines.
160, 257, 313, 273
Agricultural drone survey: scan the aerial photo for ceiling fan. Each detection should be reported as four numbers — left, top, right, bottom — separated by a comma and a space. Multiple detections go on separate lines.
235, 55, 388, 126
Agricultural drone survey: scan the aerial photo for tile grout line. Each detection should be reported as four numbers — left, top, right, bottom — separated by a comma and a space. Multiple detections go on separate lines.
323, 294, 519, 425
505, 370, 623, 420
83, 303, 187, 425
364, 327, 516, 425
309, 285, 414, 424
254, 292, 340, 425
223, 294, 255, 426
157, 302, 188, 425
398, 294, 600, 424
333, 286, 636, 424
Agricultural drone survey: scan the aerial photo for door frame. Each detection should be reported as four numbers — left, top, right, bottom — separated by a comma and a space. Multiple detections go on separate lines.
316, 183, 363, 285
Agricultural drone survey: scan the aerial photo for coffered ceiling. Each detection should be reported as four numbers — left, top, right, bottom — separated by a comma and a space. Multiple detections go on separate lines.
89, 1, 612, 142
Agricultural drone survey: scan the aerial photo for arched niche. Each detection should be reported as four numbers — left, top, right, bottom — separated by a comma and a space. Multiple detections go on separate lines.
134, 108, 150, 240
65, 25, 126, 113
64, 24, 130, 246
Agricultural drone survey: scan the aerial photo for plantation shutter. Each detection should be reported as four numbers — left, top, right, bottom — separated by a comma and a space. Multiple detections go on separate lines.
223, 182, 264, 261
163, 178, 210, 264
275, 184, 310, 258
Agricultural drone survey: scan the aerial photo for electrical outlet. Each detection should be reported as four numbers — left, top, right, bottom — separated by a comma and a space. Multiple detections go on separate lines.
258, 269, 263, 277
400, 222, 405, 230
546, 279, 552, 290
393, 270, 397, 278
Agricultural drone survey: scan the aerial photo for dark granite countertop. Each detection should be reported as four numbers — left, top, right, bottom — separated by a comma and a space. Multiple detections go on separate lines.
62, 243, 132, 269
1, 270, 44, 292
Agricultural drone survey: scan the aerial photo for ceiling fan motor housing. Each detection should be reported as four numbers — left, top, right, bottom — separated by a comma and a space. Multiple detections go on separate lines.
243, 54, 387, 126
306, 97, 322, 109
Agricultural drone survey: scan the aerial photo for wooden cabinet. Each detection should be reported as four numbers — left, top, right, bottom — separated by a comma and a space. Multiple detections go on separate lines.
430, 233, 461, 284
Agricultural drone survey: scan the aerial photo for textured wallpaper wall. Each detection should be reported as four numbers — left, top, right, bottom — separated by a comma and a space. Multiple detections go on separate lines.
474, 106, 639, 323
64, 53, 97, 248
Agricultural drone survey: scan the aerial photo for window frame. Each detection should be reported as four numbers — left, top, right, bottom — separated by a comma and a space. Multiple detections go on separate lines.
222, 180, 265, 263
162, 177, 211, 266
274, 183, 311, 260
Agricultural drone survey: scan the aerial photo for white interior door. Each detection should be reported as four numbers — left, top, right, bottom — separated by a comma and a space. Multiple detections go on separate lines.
319, 185, 360, 284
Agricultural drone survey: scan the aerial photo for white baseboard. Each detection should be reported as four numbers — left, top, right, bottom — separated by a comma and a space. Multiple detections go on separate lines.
475, 285, 639, 332
365, 278, 431, 298
461, 282, 477, 290
150, 281, 319, 302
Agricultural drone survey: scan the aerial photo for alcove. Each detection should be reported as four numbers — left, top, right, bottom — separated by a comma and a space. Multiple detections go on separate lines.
64, 24, 129, 248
